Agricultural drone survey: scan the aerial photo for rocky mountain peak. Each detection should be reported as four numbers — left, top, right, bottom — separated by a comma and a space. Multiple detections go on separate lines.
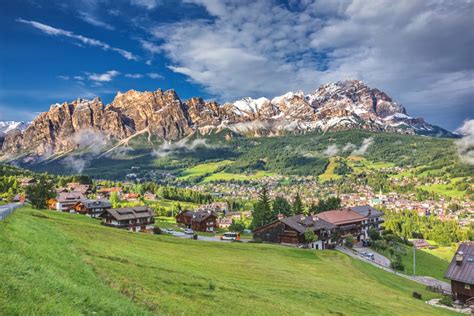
0, 80, 453, 158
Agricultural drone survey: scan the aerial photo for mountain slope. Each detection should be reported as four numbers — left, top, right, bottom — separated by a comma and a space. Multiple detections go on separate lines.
0, 80, 454, 159
0, 207, 455, 315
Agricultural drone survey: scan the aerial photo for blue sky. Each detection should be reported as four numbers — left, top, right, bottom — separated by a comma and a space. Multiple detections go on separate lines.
0, 0, 473, 131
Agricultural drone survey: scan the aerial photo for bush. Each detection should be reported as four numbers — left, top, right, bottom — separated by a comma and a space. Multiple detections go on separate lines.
208, 281, 216, 291
249, 238, 263, 243
390, 255, 405, 271
439, 296, 453, 307
345, 234, 354, 248
373, 240, 388, 251
153, 226, 162, 235
412, 292, 422, 299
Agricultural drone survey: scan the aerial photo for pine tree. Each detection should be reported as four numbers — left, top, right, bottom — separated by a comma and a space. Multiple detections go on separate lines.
251, 187, 272, 229
271, 196, 292, 219
292, 192, 304, 215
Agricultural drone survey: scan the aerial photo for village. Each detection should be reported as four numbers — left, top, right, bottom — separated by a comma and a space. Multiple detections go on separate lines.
4, 176, 474, 312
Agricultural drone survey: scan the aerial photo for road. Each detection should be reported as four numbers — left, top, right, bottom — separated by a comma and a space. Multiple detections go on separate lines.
353, 245, 391, 267
336, 246, 451, 292
168, 230, 247, 243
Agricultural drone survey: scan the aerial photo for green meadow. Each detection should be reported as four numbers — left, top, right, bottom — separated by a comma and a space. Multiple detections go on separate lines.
0, 207, 456, 315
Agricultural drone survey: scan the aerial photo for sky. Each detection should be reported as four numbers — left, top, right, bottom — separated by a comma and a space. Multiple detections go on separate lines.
0, 0, 472, 131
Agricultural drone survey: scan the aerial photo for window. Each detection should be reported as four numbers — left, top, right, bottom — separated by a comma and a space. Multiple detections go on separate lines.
465, 284, 470, 290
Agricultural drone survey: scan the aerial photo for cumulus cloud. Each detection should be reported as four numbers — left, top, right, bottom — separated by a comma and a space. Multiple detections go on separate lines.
149, 0, 473, 129
351, 138, 374, 156
152, 138, 211, 158
16, 18, 137, 60
88, 70, 120, 82
455, 120, 474, 165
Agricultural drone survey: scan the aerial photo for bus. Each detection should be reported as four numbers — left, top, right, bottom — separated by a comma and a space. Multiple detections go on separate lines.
220, 232, 240, 241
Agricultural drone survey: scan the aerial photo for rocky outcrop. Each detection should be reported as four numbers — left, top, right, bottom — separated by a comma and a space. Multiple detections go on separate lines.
0, 80, 452, 158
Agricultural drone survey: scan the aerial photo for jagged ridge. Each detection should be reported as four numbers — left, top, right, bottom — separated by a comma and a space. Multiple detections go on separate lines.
0, 80, 453, 157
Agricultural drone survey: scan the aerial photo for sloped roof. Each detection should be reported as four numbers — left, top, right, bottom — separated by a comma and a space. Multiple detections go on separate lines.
350, 205, 384, 218
81, 199, 111, 209
280, 214, 336, 234
105, 206, 154, 221
444, 242, 474, 284
316, 208, 366, 225
57, 192, 85, 203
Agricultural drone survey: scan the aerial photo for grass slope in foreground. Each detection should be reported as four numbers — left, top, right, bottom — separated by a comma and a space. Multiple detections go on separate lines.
0, 208, 456, 315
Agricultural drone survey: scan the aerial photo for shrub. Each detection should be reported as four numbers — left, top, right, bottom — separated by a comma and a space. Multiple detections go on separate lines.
208, 281, 216, 291
345, 234, 354, 248
412, 292, 422, 299
439, 296, 453, 307
153, 226, 162, 235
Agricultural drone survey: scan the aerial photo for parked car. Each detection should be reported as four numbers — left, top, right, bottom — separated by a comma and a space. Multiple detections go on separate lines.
220, 232, 240, 241
184, 228, 194, 235
162, 228, 174, 234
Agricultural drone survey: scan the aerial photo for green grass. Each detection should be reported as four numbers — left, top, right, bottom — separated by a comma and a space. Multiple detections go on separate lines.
376, 243, 450, 281
0, 207, 456, 315
418, 183, 466, 199
202, 171, 275, 183
178, 160, 233, 180
421, 242, 457, 262
318, 157, 341, 182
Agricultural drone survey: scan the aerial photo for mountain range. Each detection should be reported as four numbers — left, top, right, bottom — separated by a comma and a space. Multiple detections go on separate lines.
0, 80, 453, 159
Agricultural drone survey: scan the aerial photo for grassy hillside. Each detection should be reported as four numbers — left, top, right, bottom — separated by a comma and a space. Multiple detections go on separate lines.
0, 207, 456, 315
376, 243, 450, 281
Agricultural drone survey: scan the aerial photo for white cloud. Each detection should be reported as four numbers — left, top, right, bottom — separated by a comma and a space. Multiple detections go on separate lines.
16, 18, 137, 60
140, 39, 161, 54
323, 144, 340, 157
73, 75, 85, 80
130, 0, 162, 10
147, 73, 163, 79
152, 138, 210, 157
351, 138, 374, 156
58, 75, 70, 80
88, 70, 120, 82
125, 73, 144, 79
78, 11, 114, 30
149, 0, 473, 128
455, 120, 474, 165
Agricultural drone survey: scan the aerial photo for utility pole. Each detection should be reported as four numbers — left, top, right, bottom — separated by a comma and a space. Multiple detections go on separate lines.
413, 245, 416, 276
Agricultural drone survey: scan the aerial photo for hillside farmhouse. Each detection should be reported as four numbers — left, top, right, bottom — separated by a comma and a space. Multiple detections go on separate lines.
176, 209, 218, 232
72, 199, 111, 218
102, 206, 155, 232
445, 242, 474, 305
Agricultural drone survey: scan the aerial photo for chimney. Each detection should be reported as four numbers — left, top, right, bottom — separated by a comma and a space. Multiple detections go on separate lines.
456, 251, 464, 265
277, 213, 285, 220
312, 215, 319, 221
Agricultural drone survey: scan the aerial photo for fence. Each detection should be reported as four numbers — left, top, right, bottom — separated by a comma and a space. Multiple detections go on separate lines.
0, 204, 20, 221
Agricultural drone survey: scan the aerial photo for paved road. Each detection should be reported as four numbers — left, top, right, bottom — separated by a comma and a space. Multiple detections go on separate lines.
167, 230, 247, 243
336, 246, 451, 292
353, 246, 391, 267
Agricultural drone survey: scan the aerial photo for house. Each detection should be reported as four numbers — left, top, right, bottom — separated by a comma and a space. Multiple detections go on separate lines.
412, 239, 431, 249
191, 210, 218, 232
123, 193, 140, 201
444, 242, 474, 304
253, 214, 337, 250
101, 206, 155, 232
73, 199, 111, 218
56, 192, 86, 212
316, 208, 367, 242
19, 177, 35, 187
196, 202, 229, 215
176, 210, 194, 227
66, 183, 92, 195
144, 191, 157, 201
349, 205, 384, 239
97, 187, 122, 198
217, 217, 233, 229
